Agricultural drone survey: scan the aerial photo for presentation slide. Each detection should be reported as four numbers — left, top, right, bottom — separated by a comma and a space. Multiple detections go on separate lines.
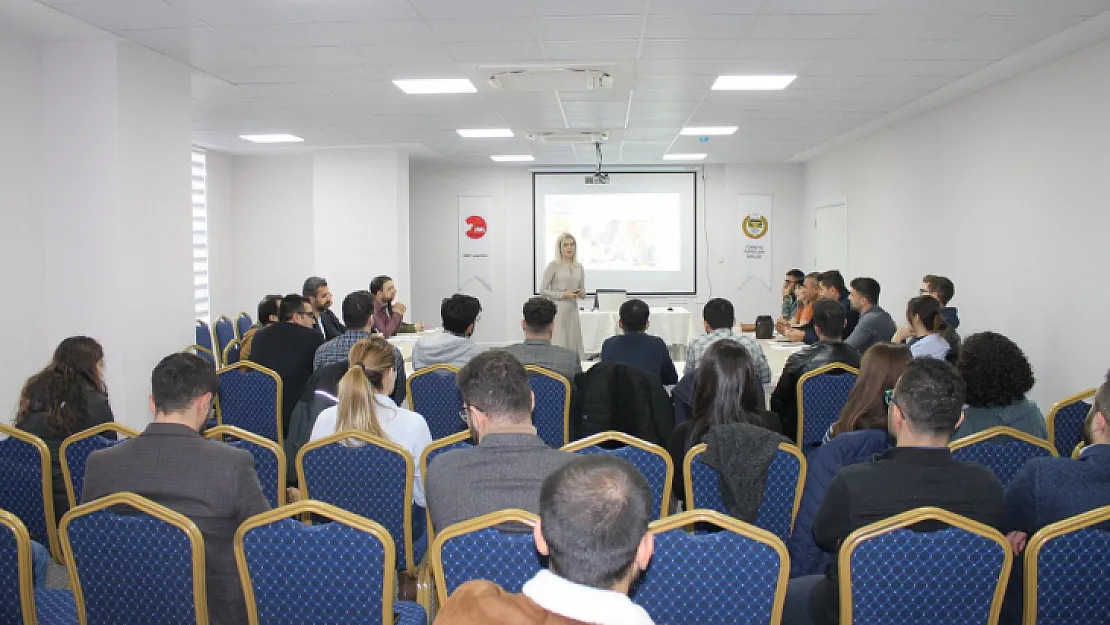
533, 172, 697, 295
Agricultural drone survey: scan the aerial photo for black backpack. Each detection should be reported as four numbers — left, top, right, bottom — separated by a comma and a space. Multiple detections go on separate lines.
755, 315, 775, 339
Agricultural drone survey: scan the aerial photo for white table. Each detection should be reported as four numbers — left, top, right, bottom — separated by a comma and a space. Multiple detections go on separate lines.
579, 307, 693, 355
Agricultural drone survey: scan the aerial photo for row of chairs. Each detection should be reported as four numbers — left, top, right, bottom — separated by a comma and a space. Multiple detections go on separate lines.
191, 315, 253, 369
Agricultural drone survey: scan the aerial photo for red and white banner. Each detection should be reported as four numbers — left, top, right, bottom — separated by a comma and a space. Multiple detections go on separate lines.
458, 196, 493, 291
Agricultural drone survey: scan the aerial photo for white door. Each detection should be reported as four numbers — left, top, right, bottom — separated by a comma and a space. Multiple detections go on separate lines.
814, 202, 848, 272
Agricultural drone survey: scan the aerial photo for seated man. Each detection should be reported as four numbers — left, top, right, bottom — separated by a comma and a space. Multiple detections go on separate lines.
780, 269, 805, 321
920, 274, 961, 361
426, 350, 573, 532
816, 271, 859, 340
240, 293, 281, 361
303, 276, 345, 340
770, 299, 862, 442
601, 299, 678, 385
313, 290, 406, 398
777, 272, 819, 342
369, 275, 423, 338
82, 353, 270, 625
844, 277, 896, 354
249, 294, 325, 436
782, 358, 1004, 625
685, 297, 772, 382
501, 296, 582, 383
436, 455, 656, 625
412, 294, 485, 370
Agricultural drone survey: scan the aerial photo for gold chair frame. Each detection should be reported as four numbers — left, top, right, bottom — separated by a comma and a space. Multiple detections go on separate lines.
795, 363, 860, 445
0, 509, 40, 625
428, 508, 538, 608
562, 431, 674, 519
419, 431, 472, 543
525, 365, 572, 446
59, 423, 141, 510
215, 360, 284, 448
1045, 388, 1096, 455
949, 426, 1059, 457
683, 441, 806, 532
1022, 504, 1110, 625
203, 426, 287, 507
0, 424, 61, 562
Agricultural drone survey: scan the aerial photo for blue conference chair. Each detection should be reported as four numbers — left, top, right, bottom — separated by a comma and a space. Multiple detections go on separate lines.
0, 425, 60, 562
563, 432, 672, 519
194, 320, 217, 368
950, 426, 1057, 488
213, 316, 237, 367
407, 365, 464, 440
526, 366, 571, 447
216, 361, 283, 446
797, 363, 859, 447
419, 432, 473, 541
430, 509, 542, 608
235, 312, 253, 340
60, 423, 140, 509
222, 340, 242, 365
1046, 389, 1095, 457
1024, 505, 1110, 625
1, 508, 77, 625
205, 426, 286, 508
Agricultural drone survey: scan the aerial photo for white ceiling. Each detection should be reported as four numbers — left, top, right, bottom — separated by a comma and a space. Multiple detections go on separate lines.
27, 0, 1110, 164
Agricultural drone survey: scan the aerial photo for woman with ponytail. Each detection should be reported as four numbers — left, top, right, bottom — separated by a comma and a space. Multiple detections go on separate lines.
309, 336, 433, 506
16, 336, 116, 523
893, 295, 951, 360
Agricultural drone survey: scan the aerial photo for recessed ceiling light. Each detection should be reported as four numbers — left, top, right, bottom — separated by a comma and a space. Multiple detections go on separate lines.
239, 134, 304, 143
662, 153, 707, 161
680, 126, 738, 136
490, 155, 534, 162
393, 78, 477, 94
458, 129, 514, 138
711, 75, 797, 91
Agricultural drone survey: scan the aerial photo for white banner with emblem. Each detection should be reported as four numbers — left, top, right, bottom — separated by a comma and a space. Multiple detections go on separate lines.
458, 196, 493, 291
738, 194, 773, 289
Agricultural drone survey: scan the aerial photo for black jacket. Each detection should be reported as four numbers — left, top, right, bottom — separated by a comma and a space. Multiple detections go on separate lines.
247, 322, 325, 436
574, 363, 674, 446
600, 332, 678, 386
769, 341, 861, 443
317, 308, 346, 341
803, 295, 860, 345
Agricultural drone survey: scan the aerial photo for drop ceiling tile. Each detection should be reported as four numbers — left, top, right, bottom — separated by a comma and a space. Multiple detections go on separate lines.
870, 0, 995, 15
637, 57, 810, 76
633, 75, 716, 91
217, 23, 342, 49
533, 0, 647, 16
164, 0, 305, 26
949, 14, 1090, 43
761, 0, 882, 14
283, 0, 419, 21
266, 47, 367, 67
538, 16, 645, 40
644, 14, 758, 39
446, 41, 547, 62
543, 40, 640, 61
426, 18, 538, 43
915, 39, 1025, 61
817, 39, 930, 61
60, 0, 201, 30
376, 60, 475, 79
750, 14, 867, 39
409, 0, 535, 19
558, 90, 633, 103
648, 0, 764, 13
202, 66, 306, 84
639, 39, 739, 59
732, 38, 830, 60
632, 89, 711, 102
321, 21, 441, 46
357, 43, 454, 64
990, 0, 1110, 17
117, 26, 246, 59
848, 14, 966, 39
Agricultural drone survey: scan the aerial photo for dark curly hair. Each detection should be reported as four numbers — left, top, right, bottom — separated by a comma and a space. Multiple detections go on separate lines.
957, 331, 1034, 408
15, 336, 107, 436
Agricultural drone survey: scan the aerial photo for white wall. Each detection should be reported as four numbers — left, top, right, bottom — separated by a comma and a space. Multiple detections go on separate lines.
804, 38, 1110, 409
409, 164, 805, 345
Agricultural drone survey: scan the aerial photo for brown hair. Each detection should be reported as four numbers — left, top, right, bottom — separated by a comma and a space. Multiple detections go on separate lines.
830, 343, 911, 438
16, 336, 106, 436
336, 337, 396, 440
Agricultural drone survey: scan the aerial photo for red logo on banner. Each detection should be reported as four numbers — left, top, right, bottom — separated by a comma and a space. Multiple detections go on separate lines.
464, 215, 487, 239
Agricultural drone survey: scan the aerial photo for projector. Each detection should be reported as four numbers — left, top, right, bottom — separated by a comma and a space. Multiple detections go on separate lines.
585, 173, 610, 185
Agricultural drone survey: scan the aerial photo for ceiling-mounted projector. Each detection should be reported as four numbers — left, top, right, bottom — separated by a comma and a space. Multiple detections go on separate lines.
585, 173, 610, 185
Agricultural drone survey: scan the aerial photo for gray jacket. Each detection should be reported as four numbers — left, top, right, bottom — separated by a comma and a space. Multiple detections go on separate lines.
412, 332, 486, 370
845, 305, 897, 354
499, 339, 582, 382
953, 398, 1048, 441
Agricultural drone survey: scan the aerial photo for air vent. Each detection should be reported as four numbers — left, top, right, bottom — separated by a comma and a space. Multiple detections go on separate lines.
489, 68, 613, 92
527, 131, 610, 144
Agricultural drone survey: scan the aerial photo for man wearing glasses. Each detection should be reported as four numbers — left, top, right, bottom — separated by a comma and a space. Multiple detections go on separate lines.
247, 294, 325, 436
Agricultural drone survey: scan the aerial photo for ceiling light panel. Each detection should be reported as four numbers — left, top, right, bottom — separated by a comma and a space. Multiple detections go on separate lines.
662, 153, 708, 160
490, 154, 535, 162
680, 126, 739, 135
458, 129, 515, 138
711, 75, 797, 90
393, 78, 477, 94
239, 134, 304, 143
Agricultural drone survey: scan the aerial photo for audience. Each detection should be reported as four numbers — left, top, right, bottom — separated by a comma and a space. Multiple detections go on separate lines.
770, 299, 862, 442
893, 295, 950, 360
248, 294, 325, 436
816, 270, 860, 340
436, 455, 656, 625
426, 350, 572, 532
239, 293, 281, 361
309, 336, 432, 507
303, 276, 345, 340
684, 297, 772, 383
782, 358, 1005, 625
412, 294, 485, 370
844, 277, 896, 353
501, 296, 582, 383
952, 331, 1047, 441
826, 343, 911, 441
601, 299, 678, 385
777, 272, 819, 341
313, 290, 406, 399
369, 275, 422, 338
82, 353, 270, 625
921, 274, 960, 332
781, 269, 805, 321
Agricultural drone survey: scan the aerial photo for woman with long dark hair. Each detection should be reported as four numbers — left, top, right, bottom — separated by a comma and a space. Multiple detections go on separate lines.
15, 336, 116, 523
893, 295, 950, 359
826, 343, 911, 441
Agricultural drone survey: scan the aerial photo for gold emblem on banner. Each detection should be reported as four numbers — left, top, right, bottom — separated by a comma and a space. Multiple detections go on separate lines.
742, 214, 769, 239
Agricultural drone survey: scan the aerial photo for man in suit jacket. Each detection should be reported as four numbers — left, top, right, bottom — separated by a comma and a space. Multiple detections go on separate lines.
600, 299, 677, 385
500, 296, 582, 383
249, 294, 325, 436
82, 353, 270, 625
304, 276, 345, 340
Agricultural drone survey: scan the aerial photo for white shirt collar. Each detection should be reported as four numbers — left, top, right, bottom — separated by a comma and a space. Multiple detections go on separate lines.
522, 570, 654, 625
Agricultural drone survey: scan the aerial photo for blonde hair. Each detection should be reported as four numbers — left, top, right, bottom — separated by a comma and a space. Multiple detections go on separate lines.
555, 232, 578, 264
336, 337, 396, 440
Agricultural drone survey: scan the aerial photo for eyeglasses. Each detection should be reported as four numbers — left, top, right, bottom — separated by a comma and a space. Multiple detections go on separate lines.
918, 288, 929, 296
884, 389, 897, 409
459, 405, 472, 424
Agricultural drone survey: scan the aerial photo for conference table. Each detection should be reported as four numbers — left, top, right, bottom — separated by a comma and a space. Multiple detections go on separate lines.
579, 307, 694, 356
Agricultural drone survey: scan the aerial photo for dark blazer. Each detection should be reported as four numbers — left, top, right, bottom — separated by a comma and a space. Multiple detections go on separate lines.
17, 384, 116, 524
769, 341, 861, 443
317, 308, 345, 341
600, 332, 678, 385
82, 423, 271, 625
248, 322, 325, 436
803, 295, 860, 344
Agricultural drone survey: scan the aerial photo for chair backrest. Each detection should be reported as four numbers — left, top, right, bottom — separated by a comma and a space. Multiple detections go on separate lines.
1072, 443, 1085, 459
950, 426, 1058, 487
185, 344, 218, 369
797, 363, 859, 446
1046, 389, 1095, 458
216, 361, 284, 446
632, 510, 788, 625
0, 425, 59, 561
430, 509, 542, 607
195, 319, 214, 354
684, 442, 806, 543
204, 426, 286, 508
840, 507, 1011, 625
419, 431, 473, 541
563, 432, 673, 519
61, 492, 208, 625
235, 501, 403, 625
235, 312, 253, 340
0, 509, 36, 625
213, 316, 237, 366
407, 365, 463, 440
296, 431, 419, 572
223, 339, 242, 365
1024, 505, 1110, 625
526, 366, 571, 447
60, 423, 141, 509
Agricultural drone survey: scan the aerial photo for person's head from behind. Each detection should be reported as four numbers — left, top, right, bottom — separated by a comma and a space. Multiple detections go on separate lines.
341, 290, 375, 332
18, 336, 107, 435
906, 295, 947, 337
457, 350, 533, 440
618, 299, 650, 334
556, 232, 577, 263
52, 336, 106, 389
811, 298, 847, 341
701, 298, 735, 333
257, 294, 282, 325
818, 270, 846, 300
832, 343, 912, 437
956, 331, 1034, 409
784, 269, 804, 297
1083, 374, 1110, 446
336, 337, 397, 439
522, 296, 558, 339
921, 275, 955, 306
441, 294, 482, 336
691, 340, 763, 441
150, 353, 219, 429
369, 275, 396, 304
849, 277, 880, 313
302, 277, 332, 311
280, 294, 316, 329
888, 358, 966, 444
535, 455, 654, 594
